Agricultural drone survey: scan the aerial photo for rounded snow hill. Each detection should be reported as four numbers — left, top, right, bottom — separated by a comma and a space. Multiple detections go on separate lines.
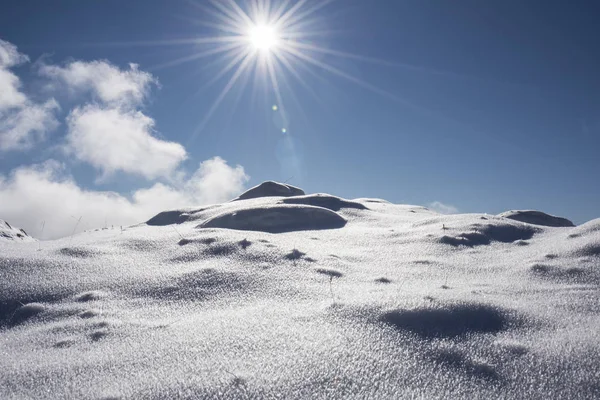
232, 181, 305, 201
498, 210, 574, 227
198, 204, 347, 233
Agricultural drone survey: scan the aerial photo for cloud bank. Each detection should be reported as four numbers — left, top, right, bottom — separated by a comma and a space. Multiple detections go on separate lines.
0, 158, 248, 240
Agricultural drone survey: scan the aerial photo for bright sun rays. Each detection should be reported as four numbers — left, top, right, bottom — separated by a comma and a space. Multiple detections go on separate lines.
187, 0, 342, 133
128, 0, 403, 141
160, 0, 392, 139
95, 0, 473, 146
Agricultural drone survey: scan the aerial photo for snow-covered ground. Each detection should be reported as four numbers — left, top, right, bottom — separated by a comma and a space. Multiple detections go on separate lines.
1, 182, 599, 399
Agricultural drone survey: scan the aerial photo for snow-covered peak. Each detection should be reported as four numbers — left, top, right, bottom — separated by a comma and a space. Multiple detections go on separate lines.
232, 180, 305, 201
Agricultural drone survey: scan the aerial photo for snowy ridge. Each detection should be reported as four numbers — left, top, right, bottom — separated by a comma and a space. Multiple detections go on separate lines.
0, 182, 599, 399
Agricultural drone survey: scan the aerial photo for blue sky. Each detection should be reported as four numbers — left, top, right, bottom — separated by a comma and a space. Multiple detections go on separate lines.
1, 0, 599, 238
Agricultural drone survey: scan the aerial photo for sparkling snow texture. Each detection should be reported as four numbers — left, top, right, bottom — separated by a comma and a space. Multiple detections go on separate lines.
1, 182, 599, 399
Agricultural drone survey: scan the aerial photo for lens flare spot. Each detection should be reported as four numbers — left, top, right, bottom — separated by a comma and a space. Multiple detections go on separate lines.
282, 128, 287, 133
272, 105, 278, 111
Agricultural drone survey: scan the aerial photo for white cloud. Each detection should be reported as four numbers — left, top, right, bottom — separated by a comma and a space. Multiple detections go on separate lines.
0, 99, 60, 151
0, 68, 27, 109
428, 201, 458, 215
0, 157, 249, 239
133, 156, 249, 207
41, 59, 185, 180
66, 105, 187, 180
40, 60, 156, 108
0, 39, 28, 68
0, 40, 59, 151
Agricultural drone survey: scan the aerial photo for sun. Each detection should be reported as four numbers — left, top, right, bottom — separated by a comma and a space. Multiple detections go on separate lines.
143, 0, 389, 140
108, 0, 420, 148
248, 24, 279, 52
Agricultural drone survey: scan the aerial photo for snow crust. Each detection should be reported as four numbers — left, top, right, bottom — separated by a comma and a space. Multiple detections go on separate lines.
1, 186, 599, 399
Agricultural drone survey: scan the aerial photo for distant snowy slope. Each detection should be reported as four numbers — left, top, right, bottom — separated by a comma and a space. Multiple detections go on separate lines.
498, 209, 575, 227
0, 182, 598, 399
0, 219, 35, 242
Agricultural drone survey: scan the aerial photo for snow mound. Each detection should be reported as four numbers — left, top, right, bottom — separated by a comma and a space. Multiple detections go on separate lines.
128, 268, 254, 301
570, 242, 600, 258
530, 263, 600, 284
11, 303, 46, 325
432, 347, 500, 381
281, 193, 367, 211
74, 291, 108, 302
569, 218, 600, 238
57, 246, 100, 258
171, 241, 241, 262
146, 205, 220, 226
439, 221, 539, 247
380, 303, 513, 339
498, 210, 574, 227
233, 181, 305, 201
198, 204, 347, 233
146, 210, 190, 226
0, 219, 35, 242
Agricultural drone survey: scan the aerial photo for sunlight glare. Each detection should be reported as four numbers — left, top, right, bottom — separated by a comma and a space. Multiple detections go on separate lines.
171, 0, 403, 142
249, 24, 278, 51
